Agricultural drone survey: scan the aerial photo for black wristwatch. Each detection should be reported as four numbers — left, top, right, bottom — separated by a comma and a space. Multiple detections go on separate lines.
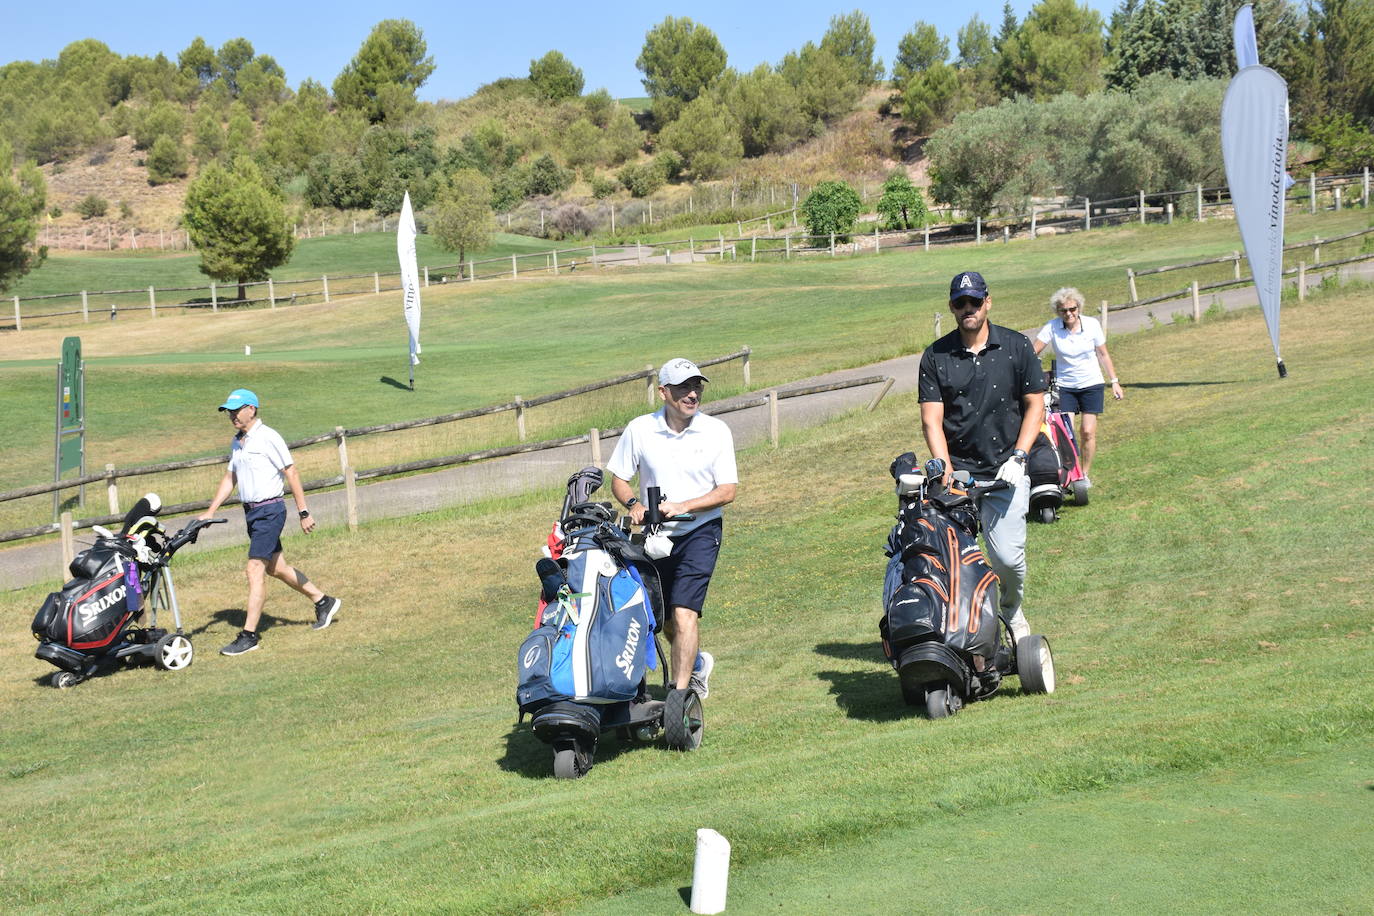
299, 509, 311, 519
624, 497, 639, 509
1011, 448, 1028, 464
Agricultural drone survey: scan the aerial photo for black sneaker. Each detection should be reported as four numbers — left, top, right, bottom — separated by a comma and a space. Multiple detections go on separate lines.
220, 630, 260, 656
313, 595, 341, 630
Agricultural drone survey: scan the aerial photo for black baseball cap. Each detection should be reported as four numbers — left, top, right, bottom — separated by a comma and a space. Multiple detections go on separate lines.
949, 271, 989, 300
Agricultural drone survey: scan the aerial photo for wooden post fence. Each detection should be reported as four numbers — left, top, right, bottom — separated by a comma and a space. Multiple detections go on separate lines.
741, 348, 751, 387
976, 217, 982, 244
148, 286, 156, 318
1127, 268, 1138, 302
105, 464, 118, 515
345, 467, 358, 532
211, 281, 218, 312
1298, 262, 1306, 301
768, 390, 779, 447
511, 255, 518, 279
1139, 190, 1146, 224
645, 365, 656, 404
60, 512, 75, 577
335, 426, 348, 476
515, 397, 526, 440
268, 278, 276, 308
1191, 280, 1201, 320
1233, 251, 1241, 281
82, 290, 89, 321
589, 428, 602, 466
1309, 173, 1317, 214
373, 273, 380, 294
323, 276, 330, 303
1100, 301, 1109, 334
866, 377, 895, 411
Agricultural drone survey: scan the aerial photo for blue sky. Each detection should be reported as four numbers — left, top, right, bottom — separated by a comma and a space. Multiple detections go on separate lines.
2, 1, 1120, 102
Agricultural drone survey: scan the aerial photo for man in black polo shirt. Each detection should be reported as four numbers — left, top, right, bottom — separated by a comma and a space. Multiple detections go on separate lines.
917, 270, 1046, 643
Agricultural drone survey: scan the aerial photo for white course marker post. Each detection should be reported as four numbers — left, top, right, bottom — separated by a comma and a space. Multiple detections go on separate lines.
690, 829, 731, 915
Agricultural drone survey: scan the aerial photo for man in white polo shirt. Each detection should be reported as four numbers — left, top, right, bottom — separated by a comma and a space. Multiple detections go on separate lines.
200, 388, 341, 656
608, 358, 738, 699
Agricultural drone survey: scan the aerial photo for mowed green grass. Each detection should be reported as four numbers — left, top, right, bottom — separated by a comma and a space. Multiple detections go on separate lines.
2, 207, 1369, 507
0, 288, 1371, 913
7, 230, 563, 301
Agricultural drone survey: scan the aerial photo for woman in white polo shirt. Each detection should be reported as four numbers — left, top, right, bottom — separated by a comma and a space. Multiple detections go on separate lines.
608, 358, 738, 700
1033, 287, 1124, 486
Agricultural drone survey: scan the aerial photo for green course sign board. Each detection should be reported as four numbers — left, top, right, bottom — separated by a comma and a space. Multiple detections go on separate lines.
60, 336, 82, 433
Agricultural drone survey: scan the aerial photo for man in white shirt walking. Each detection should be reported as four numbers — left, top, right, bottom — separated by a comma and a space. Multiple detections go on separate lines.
607, 359, 738, 699
200, 389, 341, 656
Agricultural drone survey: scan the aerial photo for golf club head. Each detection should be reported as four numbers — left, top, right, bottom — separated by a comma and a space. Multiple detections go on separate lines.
90, 525, 115, 540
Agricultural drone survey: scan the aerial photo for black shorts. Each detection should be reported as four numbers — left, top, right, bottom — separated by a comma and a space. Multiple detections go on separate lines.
654, 518, 722, 616
244, 500, 285, 559
1058, 384, 1105, 415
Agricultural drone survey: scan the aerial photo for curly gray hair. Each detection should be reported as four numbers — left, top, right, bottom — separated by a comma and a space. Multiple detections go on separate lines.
1050, 287, 1085, 313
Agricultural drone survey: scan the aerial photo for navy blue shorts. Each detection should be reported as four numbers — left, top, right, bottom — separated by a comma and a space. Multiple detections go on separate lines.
1058, 384, 1105, 415
654, 518, 722, 616
244, 500, 285, 559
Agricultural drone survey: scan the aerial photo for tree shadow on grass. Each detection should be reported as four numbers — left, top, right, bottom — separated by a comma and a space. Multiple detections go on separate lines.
379, 376, 413, 391
814, 640, 912, 722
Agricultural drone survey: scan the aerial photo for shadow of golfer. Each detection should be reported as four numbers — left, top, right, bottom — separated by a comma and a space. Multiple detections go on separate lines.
379, 376, 413, 391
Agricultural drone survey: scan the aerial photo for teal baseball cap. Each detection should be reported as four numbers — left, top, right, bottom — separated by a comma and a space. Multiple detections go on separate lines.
218, 389, 259, 411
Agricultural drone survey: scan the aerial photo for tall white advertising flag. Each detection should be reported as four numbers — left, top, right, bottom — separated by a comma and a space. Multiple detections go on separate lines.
397, 191, 422, 388
1233, 3, 1259, 69
1221, 64, 1289, 378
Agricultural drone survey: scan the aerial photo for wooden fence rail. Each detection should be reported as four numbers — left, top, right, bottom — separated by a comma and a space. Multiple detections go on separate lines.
9, 171, 1370, 332
6, 372, 890, 552
0, 348, 752, 515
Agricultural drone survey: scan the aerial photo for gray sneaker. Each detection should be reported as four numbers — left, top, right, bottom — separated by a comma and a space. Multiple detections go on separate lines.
220, 630, 260, 656
689, 651, 714, 699
313, 596, 341, 630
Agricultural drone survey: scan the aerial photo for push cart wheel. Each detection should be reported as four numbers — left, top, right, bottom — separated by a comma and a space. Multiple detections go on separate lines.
553, 743, 593, 780
1016, 635, 1057, 694
1071, 479, 1090, 506
51, 671, 80, 689
664, 688, 704, 751
1038, 507, 1057, 524
154, 633, 194, 671
924, 684, 961, 719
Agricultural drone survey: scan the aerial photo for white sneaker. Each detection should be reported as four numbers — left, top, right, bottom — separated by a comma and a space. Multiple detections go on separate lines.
689, 651, 714, 699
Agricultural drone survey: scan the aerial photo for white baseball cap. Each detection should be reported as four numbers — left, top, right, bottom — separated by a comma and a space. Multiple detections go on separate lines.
658, 358, 709, 386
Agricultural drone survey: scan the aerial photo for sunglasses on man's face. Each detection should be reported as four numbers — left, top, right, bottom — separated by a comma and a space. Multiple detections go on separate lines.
1057, 306, 1079, 314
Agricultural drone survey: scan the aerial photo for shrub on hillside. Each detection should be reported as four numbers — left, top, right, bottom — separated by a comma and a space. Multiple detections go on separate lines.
549, 203, 592, 239
876, 170, 929, 230
522, 153, 573, 197
589, 173, 618, 199
146, 134, 188, 184
618, 160, 666, 198
801, 180, 862, 241
77, 194, 108, 219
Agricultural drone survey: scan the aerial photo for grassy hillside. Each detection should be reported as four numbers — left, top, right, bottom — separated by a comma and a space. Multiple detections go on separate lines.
1, 286, 1371, 912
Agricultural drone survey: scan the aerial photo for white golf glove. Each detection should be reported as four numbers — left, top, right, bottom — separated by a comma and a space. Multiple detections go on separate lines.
995, 454, 1027, 486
